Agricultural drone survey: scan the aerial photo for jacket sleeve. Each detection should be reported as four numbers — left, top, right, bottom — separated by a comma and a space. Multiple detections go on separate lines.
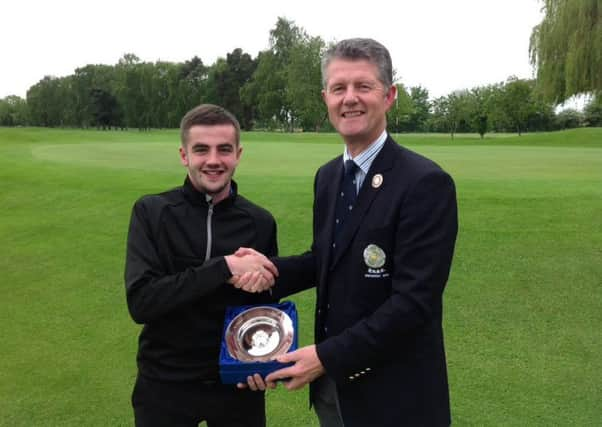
267, 217, 278, 258
271, 251, 317, 300
316, 170, 458, 382
124, 199, 231, 324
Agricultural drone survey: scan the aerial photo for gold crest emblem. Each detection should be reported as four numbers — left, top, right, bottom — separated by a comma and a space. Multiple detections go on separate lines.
363, 244, 386, 268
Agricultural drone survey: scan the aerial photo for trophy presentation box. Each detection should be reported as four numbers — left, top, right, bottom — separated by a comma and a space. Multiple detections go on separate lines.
219, 301, 298, 384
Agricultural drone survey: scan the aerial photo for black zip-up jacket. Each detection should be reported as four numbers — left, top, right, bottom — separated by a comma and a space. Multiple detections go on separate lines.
125, 177, 278, 382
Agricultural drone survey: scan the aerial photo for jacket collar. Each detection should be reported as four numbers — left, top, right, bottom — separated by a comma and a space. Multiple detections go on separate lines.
181, 176, 237, 207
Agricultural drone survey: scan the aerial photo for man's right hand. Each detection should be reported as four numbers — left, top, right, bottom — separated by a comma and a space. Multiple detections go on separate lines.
236, 373, 277, 391
225, 249, 278, 293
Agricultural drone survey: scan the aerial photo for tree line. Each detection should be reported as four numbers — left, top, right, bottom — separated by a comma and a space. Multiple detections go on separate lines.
1, 16, 601, 137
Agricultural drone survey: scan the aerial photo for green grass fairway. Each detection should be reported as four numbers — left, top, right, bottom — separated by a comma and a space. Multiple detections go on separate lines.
1, 127, 601, 426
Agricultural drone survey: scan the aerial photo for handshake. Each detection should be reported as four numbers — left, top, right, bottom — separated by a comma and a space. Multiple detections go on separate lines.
224, 248, 278, 293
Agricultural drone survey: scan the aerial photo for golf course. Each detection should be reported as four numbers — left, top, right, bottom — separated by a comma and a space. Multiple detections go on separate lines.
1, 127, 601, 426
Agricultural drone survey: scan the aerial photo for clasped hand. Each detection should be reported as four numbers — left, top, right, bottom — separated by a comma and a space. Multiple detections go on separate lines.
225, 247, 278, 293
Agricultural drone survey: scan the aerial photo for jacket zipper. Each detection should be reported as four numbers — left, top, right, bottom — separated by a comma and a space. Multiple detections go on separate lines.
205, 198, 213, 261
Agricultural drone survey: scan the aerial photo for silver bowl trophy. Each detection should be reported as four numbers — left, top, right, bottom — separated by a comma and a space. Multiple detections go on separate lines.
219, 301, 298, 384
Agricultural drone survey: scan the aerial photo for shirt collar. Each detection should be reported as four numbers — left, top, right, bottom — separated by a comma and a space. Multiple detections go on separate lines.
343, 130, 388, 175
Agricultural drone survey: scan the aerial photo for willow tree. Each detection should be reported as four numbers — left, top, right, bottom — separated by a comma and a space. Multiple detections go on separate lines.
529, 0, 601, 103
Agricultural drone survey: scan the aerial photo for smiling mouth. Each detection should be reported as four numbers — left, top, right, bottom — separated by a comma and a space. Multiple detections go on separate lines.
342, 111, 363, 118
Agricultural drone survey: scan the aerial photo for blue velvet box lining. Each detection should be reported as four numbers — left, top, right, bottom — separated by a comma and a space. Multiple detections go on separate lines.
219, 301, 298, 384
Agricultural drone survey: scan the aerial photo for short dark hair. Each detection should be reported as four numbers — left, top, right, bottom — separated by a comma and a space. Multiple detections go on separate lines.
180, 104, 241, 147
321, 38, 393, 89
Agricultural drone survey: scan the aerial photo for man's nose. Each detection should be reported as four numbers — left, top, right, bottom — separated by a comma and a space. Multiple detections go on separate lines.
206, 148, 220, 164
342, 87, 359, 104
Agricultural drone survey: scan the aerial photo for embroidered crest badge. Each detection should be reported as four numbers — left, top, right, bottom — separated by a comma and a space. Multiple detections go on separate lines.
363, 244, 386, 268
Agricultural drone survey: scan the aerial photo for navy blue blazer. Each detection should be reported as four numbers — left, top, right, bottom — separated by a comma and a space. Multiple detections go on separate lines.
274, 135, 458, 426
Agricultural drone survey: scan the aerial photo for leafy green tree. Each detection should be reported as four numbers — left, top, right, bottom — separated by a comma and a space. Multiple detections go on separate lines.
526, 95, 556, 131
486, 83, 507, 132
387, 84, 414, 132
239, 61, 261, 129
114, 54, 149, 129
241, 51, 282, 129
530, 0, 602, 102
495, 77, 536, 135
429, 91, 471, 139
174, 56, 207, 124
287, 35, 326, 131
486, 77, 556, 134
152, 61, 182, 128
226, 49, 258, 130
71, 66, 95, 127
270, 16, 304, 64
583, 95, 602, 126
554, 108, 584, 129
115, 56, 157, 130
90, 88, 121, 129
427, 96, 448, 133
446, 91, 472, 139
0, 99, 15, 126
0, 99, 11, 126
12, 97, 27, 125
204, 58, 227, 107
26, 76, 71, 127
468, 87, 494, 139
429, 85, 506, 137
205, 49, 257, 130
242, 17, 304, 130
71, 64, 118, 127
407, 86, 430, 132
148, 61, 180, 128
0, 95, 28, 126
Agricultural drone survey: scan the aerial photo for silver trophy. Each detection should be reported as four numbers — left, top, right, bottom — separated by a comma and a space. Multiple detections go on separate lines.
224, 306, 294, 362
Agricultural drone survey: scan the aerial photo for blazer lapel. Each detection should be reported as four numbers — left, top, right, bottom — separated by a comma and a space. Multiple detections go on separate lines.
317, 159, 344, 286
330, 137, 396, 269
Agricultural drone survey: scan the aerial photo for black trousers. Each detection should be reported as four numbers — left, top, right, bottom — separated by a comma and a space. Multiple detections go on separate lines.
132, 375, 266, 427
313, 376, 344, 427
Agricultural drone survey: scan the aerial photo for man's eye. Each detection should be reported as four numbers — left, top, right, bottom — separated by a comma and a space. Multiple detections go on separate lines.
330, 86, 344, 94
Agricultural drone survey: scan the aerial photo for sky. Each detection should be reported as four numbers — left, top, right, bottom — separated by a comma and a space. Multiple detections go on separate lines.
0, 0, 544, 100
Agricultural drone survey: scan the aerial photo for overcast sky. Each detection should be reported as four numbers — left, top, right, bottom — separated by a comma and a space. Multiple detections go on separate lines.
1, 0, 544, 100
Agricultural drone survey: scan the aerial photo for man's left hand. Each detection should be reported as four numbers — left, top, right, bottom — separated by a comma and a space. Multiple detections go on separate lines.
264, 345, 325, 390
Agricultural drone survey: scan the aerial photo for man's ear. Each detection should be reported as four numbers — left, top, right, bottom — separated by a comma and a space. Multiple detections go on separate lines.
384, 85, 397, 110
179, 146, 188, 166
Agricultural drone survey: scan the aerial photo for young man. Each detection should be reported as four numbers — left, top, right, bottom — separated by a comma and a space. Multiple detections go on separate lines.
125, 104, 277, 427
241, 38, 458, 426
